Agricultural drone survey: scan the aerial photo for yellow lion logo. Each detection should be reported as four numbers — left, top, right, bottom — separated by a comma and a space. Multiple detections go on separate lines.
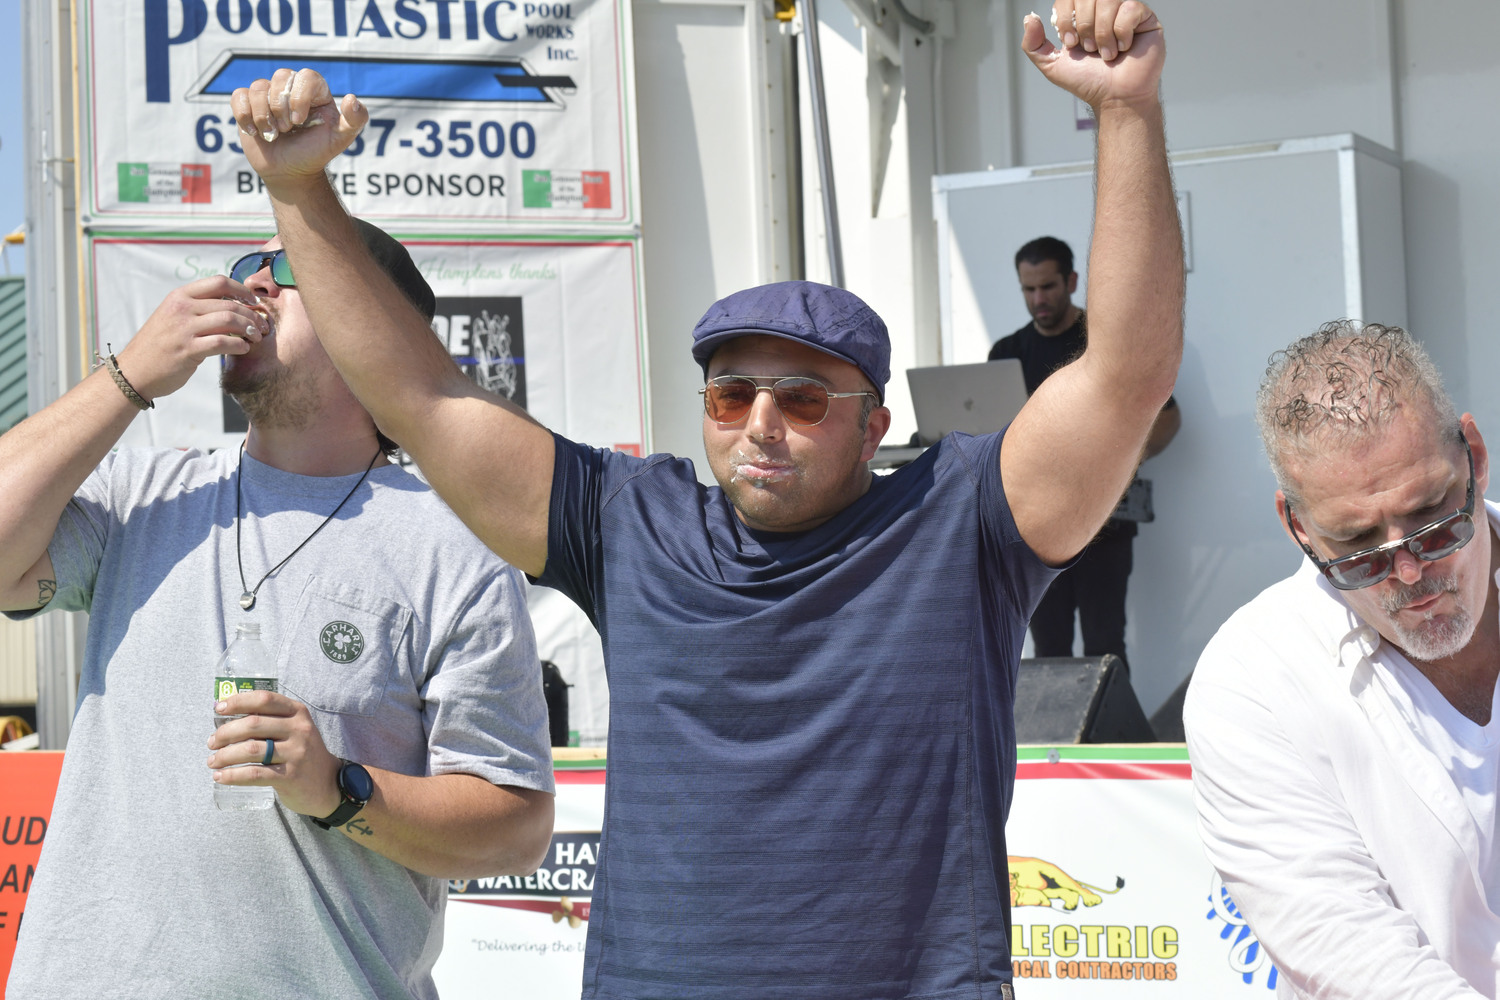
1008, 856, 1124, 910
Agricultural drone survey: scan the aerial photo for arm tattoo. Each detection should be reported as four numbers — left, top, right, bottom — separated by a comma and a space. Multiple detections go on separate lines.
37, 579, 56, 607
346, 818, 375, 837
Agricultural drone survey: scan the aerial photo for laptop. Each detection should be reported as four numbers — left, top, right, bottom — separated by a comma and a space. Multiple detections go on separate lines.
905, 359, 1029, 446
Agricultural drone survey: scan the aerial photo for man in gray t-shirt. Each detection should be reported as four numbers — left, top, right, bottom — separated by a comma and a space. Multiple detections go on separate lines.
0, 224, 556, 999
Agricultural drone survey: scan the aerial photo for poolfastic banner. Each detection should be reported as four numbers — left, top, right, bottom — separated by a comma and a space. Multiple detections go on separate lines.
84, 231, 648, 454
77, 0, 638, 227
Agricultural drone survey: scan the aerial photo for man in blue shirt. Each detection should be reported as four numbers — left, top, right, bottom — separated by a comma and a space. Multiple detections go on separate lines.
229, 2, 1181, 996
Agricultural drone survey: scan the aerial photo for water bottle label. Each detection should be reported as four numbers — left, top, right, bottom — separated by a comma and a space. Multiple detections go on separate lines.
214, 676, 278, 700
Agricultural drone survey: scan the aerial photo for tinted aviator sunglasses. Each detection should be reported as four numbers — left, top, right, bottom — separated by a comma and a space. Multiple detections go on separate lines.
228, 249, 295, 288
699, 375, 877, 427
1285, 435, 1476, 591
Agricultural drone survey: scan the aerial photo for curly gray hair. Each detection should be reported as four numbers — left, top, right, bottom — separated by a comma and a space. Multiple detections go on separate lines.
1256, 320, 1458, 505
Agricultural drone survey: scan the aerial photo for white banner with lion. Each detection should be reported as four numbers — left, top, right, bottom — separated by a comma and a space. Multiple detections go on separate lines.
1004, 748, 1277, 996
430, 749, 1278, 999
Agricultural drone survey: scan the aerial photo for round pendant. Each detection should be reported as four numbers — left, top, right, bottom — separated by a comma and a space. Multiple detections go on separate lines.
239, 591, 256, 611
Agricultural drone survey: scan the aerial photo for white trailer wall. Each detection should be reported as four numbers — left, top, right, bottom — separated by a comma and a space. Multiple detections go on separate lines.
634, 0, 801, 476
809, 0, 1500, 714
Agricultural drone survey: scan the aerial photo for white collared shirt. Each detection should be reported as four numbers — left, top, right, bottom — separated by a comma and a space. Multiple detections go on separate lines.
1184, 500, 1500, 999
1370, 630, 1500, 910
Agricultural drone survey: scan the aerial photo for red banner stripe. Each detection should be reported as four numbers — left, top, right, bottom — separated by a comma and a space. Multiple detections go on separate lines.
454, 898, 592, 921
1016, 761, 1191, 781
552, 763, 1189, 783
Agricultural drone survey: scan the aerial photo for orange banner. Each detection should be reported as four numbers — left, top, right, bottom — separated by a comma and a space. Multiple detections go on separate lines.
0, 752, 63, 983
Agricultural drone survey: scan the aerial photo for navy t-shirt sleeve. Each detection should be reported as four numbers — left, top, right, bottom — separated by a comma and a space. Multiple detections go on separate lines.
536, 433, 618, 629
959, 427, 1063, 621
537, 432, 689, 630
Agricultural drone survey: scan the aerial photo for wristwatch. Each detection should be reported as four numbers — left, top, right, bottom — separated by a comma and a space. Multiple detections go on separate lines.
312, 760, 374, 830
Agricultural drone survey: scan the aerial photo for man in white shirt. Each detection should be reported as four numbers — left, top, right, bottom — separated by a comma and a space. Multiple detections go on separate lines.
1185, 319, 1500, 999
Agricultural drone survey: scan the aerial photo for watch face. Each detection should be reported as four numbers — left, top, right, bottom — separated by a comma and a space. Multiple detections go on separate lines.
340, 762, 374, 803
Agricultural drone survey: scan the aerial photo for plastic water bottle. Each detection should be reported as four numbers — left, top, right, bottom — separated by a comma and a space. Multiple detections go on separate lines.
213, 622, 277, 811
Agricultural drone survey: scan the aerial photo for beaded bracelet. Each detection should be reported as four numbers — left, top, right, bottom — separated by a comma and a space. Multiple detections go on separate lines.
96, 344, 153, 410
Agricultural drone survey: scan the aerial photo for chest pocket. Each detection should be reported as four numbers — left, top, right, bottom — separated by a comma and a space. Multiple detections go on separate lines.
278, 577, 413, 717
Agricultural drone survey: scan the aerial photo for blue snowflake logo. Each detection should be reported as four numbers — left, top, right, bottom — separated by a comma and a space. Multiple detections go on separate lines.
1206, 873, 1279, 990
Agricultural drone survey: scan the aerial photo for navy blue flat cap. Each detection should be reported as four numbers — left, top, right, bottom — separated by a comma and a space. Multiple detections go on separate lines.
690, 281, 891, 401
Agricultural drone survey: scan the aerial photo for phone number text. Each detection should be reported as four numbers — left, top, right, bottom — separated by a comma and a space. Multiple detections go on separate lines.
196, 116, 539, 159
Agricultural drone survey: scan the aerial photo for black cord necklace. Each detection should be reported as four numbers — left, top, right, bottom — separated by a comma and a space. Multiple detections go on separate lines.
234, 442, 381, 611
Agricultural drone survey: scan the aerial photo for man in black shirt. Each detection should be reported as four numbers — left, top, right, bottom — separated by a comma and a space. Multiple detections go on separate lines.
989, 237, 1180, 670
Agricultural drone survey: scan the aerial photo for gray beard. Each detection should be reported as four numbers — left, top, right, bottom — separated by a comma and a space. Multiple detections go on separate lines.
1379, 575, 1477, 662
220, 364, 316, 432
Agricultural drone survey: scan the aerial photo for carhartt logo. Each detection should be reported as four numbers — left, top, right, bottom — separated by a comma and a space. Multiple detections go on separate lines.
320, 622, 365, 663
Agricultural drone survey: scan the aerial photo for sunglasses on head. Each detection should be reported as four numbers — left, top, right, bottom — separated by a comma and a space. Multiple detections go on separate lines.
1286, 435, 1476, 591
228, 249, 295, 288
699, 375, 877, 427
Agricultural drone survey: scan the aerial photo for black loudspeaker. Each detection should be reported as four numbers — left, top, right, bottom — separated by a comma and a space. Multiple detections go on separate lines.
1015, 656, 1157, 744
1147, 670, 1192, 743
540, 660, 571, 748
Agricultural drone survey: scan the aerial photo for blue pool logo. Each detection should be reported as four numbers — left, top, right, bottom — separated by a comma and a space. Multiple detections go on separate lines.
1206, 873, 1279, 991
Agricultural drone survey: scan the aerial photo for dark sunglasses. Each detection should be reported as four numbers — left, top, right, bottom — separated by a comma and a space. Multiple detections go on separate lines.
699, 375, 877, 427
229, 249, 295, 288
1286, 435, 1476, 591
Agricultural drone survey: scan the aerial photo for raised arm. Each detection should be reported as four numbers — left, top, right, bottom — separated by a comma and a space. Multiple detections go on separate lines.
1002, 0, 1184, 565
0, 280, 266, 610
228, 75, 554, 577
